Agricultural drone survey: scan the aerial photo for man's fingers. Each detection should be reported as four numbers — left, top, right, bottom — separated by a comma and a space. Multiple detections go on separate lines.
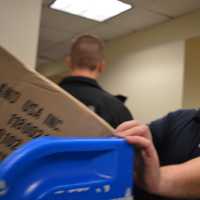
125, 135, 155, 157
115, 120, 141, 132
115, 124, 150, 139
125, 135, 150, 148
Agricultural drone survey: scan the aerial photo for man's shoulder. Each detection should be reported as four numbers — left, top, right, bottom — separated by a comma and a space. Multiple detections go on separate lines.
98, 90, 133, 118
59, 77, 69, 86
150, 109, 198, 130
167, 108, 197, 122
102, 91, 128, 108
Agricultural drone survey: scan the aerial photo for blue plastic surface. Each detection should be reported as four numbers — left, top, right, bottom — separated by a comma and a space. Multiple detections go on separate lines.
0, 136, 134, 200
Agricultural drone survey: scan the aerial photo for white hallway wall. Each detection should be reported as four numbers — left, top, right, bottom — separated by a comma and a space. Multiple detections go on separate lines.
0, 0, 42, 69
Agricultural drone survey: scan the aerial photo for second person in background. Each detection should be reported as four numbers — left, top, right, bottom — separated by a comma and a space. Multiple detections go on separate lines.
59, 34, 133, 128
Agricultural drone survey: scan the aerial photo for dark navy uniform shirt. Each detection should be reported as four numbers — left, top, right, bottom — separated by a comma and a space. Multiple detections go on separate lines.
59, 76, 133, 128
135, 109, 200, 200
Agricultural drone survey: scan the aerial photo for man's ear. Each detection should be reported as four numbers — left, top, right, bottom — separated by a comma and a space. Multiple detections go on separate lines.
64, 56, 72, 69
98, 60, 106, 73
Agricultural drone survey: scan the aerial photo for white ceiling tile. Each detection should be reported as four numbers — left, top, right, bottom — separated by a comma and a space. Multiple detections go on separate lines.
38, 39, 54, 52
37, 56, 52, 66
42, 0, 53, 6
40, 7, 98, 33
39, 41, 71, 60
134, 0, 200, 17
88, 7, 168, 40
40, 26, 74, 43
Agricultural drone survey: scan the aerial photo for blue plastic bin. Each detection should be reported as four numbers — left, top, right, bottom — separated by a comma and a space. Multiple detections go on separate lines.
0, 136, 134, 200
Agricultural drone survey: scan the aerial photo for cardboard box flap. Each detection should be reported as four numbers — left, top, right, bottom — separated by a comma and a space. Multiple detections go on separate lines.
0, 46, 114, 159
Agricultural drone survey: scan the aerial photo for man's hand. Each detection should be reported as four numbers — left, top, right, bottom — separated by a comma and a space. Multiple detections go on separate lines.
115, 120, 160, 193
115, 120, 200, 199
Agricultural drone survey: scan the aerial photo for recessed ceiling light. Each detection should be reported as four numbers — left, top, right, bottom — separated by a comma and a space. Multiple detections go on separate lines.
50, 0, 132, 22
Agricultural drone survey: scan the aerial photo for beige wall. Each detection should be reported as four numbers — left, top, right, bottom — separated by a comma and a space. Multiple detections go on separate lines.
183, 36, 200, 109
0, 0, 42, 69
101, 41, 184, 123
100, 9, 200, 122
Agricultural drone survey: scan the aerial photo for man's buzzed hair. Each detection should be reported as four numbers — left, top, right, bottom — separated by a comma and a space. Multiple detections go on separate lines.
70, 34, 104, 71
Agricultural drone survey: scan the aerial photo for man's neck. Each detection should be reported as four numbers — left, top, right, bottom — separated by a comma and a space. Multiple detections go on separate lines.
70, 69, 99, 79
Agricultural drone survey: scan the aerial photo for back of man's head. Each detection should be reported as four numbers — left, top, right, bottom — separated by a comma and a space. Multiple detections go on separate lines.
70, 34, 104, 71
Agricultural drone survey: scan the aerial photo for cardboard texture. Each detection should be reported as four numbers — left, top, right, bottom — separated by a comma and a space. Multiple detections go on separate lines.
0, 46, 114, 159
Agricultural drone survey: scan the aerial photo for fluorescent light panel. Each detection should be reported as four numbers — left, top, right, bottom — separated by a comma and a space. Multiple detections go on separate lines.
50, 0, 132, 22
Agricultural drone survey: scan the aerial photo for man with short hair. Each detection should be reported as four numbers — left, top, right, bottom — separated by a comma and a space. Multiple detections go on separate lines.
59, 34, 133, 128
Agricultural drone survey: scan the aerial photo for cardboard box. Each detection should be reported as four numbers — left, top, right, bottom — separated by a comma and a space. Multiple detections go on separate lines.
0, 46, 114, 159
